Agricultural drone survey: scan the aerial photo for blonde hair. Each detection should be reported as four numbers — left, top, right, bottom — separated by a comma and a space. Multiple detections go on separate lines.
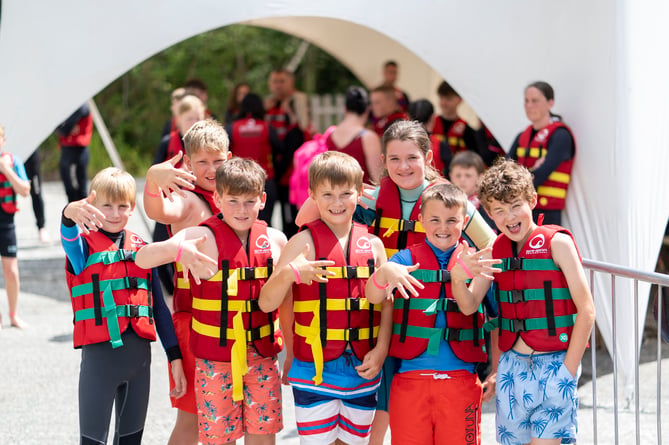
89, 167, 136, 207
216, 157, 266, 197
420, 182, 468, 217
478, 158, 535, 211
177, 94, 203, 116
381, 120, 441, 182
183, 119, 229, 157
308, 151, 363, 192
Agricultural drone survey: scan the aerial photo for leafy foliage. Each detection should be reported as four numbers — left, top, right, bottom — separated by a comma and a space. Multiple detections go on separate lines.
39, 24, 358, 179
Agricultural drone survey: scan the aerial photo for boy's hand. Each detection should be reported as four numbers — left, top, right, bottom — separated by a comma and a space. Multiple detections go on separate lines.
380, 262, 424, 300
176, 235, 217, 285
355, 345, 386, 380
147, 153, 196, 202
63, 191, 106, 234
357, 183, 376, 209
169, 359, 187, 399
481, 371, 496, 403
290, 244, 336, 285
452, 241, 502, 281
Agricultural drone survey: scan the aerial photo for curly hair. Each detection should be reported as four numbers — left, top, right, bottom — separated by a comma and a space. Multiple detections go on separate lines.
478, 158, 535, 211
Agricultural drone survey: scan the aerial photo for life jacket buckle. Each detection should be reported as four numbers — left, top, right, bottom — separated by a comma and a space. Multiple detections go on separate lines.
443, 327, 462, 342
125, 276, 138, 289
438, 269, 452, 282
399, 219, 415, 232
246, 326, 262, 342
346, 298, 360, 311
345, 266, 358, 279
127, 304, 140, 318
345, 327, 359, 342
511, 318, 526, 332
245, 299, 261, 313
511, 289, 525, 303
508, 257, 523, 271
240, 267, 255, 280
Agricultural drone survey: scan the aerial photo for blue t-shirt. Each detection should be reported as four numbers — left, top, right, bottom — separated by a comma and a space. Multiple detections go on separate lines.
390, 239, 477, 374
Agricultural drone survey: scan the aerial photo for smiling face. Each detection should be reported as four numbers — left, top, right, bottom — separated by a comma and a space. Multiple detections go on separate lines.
216, 191, 265, 237
524, 86, 553, 127
94, 195, 133, 233
309, 180, 360, 229
438, 93, 461, 120
486, 194, 537, 245
383, 139, 432, 191
419, 199, 467, 251
184, 150, 229, 191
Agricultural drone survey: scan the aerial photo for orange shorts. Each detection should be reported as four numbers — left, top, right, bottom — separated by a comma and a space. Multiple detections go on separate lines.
169, 311, 197, 414
195, 351, 283, 444
389, 369, 482, 445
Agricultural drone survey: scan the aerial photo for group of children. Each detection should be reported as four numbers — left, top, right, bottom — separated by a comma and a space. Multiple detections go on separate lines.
58, 116, 594, 445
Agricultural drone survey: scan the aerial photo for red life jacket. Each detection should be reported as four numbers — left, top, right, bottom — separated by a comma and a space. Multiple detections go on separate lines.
265, 103, 290, 140
389, 242, 486, 363
0, 153, 19, 214
165, 131, 185, 168
370, 177, 438, 257
231, 117, 274, 180
372, 111, 408, 138
59, 114, 93, 147
292, 220, 380, 384
66, 230, 156, 349
189, 215, 281, 362
515, 122, 576, 210
170, 185, 219, 313
493, 225, 578, 352
429, 134, 446, 175
433, 117, 468, 155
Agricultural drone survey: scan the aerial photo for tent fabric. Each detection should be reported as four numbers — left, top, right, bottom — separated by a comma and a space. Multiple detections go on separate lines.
1, 0, 668, 395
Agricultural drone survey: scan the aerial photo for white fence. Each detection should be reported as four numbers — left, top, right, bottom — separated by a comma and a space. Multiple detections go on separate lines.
310, 94, 346, 133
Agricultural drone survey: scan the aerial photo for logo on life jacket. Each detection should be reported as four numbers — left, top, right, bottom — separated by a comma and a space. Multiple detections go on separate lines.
255, 234, 271, 252
129, 234, 144, 249
536, 128, 550, 143
355, 236, 372, 253
452, 121, 466, 135
529, 234, 545, 249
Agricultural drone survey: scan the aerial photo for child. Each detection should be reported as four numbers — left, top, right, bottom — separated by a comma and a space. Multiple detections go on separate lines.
153, 94, 206, 167
0, 124, 30, 329
366, 183, 500, 444
296, 120, 498, 445
61, 167, 186, 444
449, 150, 497, 231
259, 151, 392, 445
144, 118, 230, 444
478, 159, 595, 445
137, 158, 286, 445
368, 85, 408, 138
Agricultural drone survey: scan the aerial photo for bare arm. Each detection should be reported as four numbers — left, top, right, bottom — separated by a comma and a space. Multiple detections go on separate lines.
552, 233, 596, 377
295, 197, 320, 227
361, 131, 382, 184
278, 292, 294, 384
0, 155, 30, 197
450, 242, 500, 315
143, 153, 197, 224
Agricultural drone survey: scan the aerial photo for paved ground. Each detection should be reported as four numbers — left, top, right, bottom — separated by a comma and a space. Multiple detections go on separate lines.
0, 181, 667, 444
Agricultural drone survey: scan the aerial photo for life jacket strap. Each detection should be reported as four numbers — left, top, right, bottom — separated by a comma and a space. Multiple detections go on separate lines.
499, 314, 576, 333
70, 277, 150, 298
497, 287, 571, 304
391, 323, 484, 356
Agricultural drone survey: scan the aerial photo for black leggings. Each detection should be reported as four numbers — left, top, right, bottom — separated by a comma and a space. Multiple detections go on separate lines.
79, 330, 151, 445
60, 146, 89, 202
24, 150, 46, 229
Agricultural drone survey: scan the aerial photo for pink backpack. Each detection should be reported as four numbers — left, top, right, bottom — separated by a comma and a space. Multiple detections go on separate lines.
289, 126, 336, 208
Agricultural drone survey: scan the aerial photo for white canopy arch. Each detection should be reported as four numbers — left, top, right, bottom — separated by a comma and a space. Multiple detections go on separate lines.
1, 0, 668, 396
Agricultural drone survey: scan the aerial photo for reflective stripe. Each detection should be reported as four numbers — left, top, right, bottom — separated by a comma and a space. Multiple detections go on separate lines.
537, 185, 567, 199
516, 147, 545, 158
70, 277, 150, 298
547, 171, 571, 184
293, 298, 380, 313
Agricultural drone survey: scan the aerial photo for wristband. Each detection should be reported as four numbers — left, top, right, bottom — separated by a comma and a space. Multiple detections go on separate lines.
371, 272, 389, 290
143, 183, 160, 198
288, 263, 301, 284
457, 256, 474, 279
175, 240, 184, 263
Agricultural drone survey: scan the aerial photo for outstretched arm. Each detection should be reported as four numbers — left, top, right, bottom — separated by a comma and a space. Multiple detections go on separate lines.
450, 241, 500, 315
143, 153, 197, 224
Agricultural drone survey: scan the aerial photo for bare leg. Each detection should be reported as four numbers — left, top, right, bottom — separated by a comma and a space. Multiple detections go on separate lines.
245, 432, 275, 445
2, 257, 26, 328
167, 409, 198, 445
368, 410, 389, 445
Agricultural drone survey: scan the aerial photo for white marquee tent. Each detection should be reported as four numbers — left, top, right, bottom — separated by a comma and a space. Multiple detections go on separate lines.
1, 0, 668, 396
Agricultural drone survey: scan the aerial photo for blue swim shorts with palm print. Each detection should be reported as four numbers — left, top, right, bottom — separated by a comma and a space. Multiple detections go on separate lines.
496, 350, 580, 445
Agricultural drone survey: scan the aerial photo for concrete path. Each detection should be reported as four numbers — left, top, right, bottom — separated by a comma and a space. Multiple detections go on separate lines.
0, 181, 666, 444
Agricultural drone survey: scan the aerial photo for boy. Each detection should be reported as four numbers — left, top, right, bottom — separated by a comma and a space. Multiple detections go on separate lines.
0, 124, 31, 329
153, 94, 206, 167
449, 150, 497, 231
369, 85, 408, 138
61, 167, 186, 444
477, 159, 595, 445
365, 183, 500, 445
259, 151, 392, 445
144, 118, 230, 444
136, 158, 286, 445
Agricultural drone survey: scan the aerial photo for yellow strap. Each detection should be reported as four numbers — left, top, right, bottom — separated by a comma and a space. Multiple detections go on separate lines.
175, 263, 191, 290
192, 298, 261, 312
385, 247, 399, 258
323, 266, 371, 279
230, 311, 248, 401
517, 147, 546, 158
191, 317, 278, 340
547, 171, 571, 184
294, 323, 379, 341
303, 307, 324, 386
377, 217, 425, 238
293, 298, 381, 313
537, 185, 567, 199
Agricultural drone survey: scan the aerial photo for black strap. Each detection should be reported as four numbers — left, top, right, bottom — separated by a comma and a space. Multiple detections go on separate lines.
267, 258, 274, 276
92, 274, 102, 326
366, 258, 375, 349
397, 229, 408, 251
146, 273, 153, 324
219, 260, 229, 347
374, 209, 382, 236
266, 258, 275, 342
544, 281, 556, 336
399, 297, 410, 343
319, 257, 328, 348
472, 309, 479, 346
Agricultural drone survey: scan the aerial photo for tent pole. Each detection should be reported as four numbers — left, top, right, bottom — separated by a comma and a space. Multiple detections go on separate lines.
285, 40, 310, 73
87, 98, 153, 235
